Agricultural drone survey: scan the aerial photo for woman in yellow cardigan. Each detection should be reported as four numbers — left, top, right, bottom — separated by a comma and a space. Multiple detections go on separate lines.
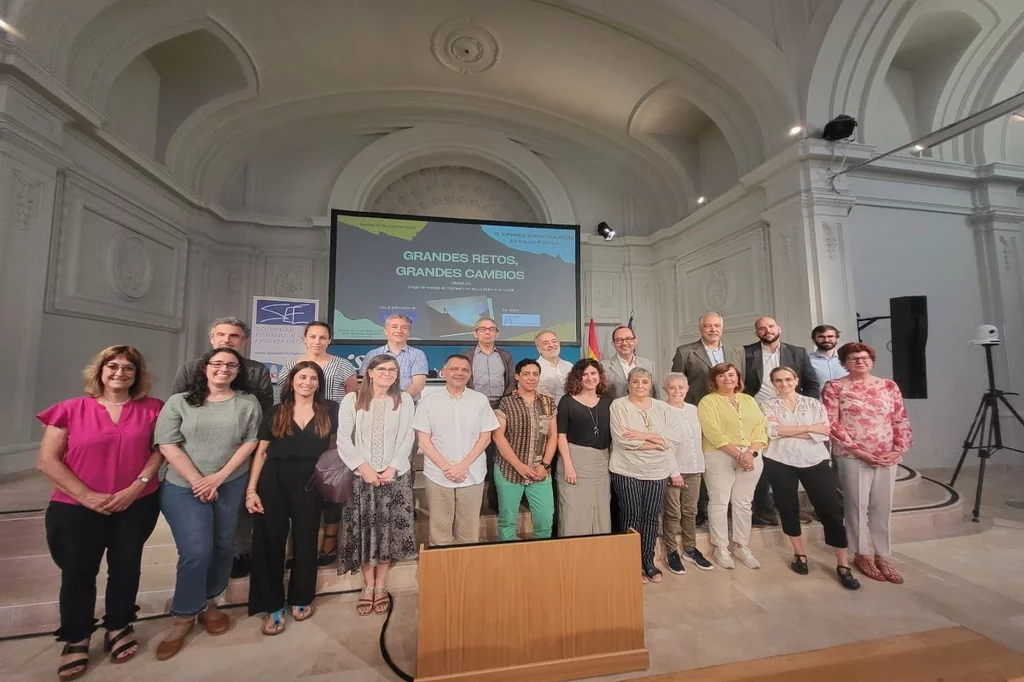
697, 363, 769, 570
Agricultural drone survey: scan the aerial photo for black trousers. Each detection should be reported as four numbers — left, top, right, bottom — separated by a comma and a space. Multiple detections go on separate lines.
762, 458, 847, 549
248, 458, 324, 615
753, 475, 776, 514
45, 494, 160, 642
611, 474, 667, 568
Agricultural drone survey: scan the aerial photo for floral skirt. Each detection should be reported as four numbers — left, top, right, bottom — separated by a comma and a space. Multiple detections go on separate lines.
338, 470, 418, 574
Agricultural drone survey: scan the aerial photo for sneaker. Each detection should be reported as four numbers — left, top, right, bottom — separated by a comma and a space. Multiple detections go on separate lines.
682, 547, 714, 571
230, 553, 250, 579
733, 546, 761, 569
666, 551, 686, 575
713, 547, 735, 569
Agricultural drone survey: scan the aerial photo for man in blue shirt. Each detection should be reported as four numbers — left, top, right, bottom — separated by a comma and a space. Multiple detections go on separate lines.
808, 324, 849, 389
363, 314, 429, 400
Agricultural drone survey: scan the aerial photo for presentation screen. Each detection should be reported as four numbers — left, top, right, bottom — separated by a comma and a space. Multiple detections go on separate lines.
330, 210, 580, 344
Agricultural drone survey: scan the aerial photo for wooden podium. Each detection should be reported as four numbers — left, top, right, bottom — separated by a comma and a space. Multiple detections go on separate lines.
415, 531, 649, 682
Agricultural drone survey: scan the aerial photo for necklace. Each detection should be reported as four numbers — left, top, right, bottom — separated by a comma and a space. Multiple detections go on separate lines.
586, 404, 600, 437
99, 395, 130, 406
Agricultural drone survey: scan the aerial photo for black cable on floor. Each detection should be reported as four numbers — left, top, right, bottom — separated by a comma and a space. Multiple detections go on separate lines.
379, 592, 414, 682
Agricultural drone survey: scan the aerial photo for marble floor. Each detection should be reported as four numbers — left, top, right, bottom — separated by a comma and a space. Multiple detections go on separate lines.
2, 465, 1022, 681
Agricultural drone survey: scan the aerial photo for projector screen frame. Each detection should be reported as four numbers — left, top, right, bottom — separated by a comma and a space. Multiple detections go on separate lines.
328, 208, 582, 347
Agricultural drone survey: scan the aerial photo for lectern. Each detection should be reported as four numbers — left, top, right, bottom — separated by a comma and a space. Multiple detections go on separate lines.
415, 532, 649, 682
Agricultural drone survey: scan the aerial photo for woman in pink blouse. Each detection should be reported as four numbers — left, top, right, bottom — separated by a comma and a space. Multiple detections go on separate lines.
821, 342, 913, 584
36, 345, 164, 681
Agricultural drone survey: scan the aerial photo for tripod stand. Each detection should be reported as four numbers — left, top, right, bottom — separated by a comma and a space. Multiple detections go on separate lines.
949, 343, 1024, 522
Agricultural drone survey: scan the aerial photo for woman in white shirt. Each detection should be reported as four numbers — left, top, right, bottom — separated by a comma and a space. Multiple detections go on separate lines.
609, 367, 682, 583
660, 373, 714, 574
761, 367, 859, 590
337, 354, 417, 616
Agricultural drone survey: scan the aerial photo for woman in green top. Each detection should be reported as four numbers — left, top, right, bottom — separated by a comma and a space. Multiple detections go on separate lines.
153, 348, 261, 661
492, 359, 558, 541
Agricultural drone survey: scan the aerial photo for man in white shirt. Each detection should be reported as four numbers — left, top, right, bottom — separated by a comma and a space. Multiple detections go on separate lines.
808, 324, 849, 389
670, 312, 746, 405
413, 354, 500, 546
603, 325, 659, 400
535, 330, 574, 403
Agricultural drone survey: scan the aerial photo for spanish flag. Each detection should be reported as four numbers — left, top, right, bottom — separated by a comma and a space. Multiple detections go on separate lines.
586, 318, 601, 360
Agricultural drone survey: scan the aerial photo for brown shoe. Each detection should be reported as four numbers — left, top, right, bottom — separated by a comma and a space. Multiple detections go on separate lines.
197, 605, 230, 635
156, 617, 194, 661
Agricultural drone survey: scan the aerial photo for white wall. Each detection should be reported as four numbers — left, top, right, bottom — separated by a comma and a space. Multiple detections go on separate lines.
845, 199, 988, 469
106, 55, 161, 157
698, 124, 738, 202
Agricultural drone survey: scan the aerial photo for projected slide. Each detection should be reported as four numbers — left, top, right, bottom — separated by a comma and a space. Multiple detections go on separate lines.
331, 211, 580, 343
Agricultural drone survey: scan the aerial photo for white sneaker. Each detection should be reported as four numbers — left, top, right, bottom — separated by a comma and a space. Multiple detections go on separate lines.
733, 546, 761, 569
714, 547, 735, 569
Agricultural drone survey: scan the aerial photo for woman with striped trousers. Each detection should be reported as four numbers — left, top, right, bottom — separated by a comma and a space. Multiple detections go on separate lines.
609, 367, 683, 583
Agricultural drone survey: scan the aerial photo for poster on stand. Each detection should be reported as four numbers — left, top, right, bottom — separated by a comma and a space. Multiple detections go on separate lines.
250, 296, 320, 387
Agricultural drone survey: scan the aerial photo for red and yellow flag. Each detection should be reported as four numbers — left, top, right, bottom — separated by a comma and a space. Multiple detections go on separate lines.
586, 318, 601, 361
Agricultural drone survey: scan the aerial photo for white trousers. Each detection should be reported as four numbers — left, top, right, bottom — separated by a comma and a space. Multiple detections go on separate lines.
704, 450, 763, 550
835, 456, 896, 557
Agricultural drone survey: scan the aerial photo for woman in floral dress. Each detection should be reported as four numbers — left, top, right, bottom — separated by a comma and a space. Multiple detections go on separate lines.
821, 342, 913, 584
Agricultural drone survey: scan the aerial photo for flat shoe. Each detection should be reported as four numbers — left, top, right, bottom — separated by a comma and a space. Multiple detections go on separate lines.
837, 565, 861, 590
156, 619, 194, 661
791, 554, 809, 576
198, 607, 230, 635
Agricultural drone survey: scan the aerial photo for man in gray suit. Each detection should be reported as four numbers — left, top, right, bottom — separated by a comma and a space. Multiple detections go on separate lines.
670, 312, 745, 405
603, 325, 658, 400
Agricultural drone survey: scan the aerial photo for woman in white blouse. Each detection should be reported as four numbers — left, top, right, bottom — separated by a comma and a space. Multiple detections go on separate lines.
661, 373, 714, 574
336, 354, 417, 616
761, 367, 859, 590
609, 367, 682, 583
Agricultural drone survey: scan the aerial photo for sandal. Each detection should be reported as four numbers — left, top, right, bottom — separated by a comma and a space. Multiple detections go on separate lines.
372, 586, 391, 615
317, 532, 338, 567
874, 556, 904, 584
104, 624, 138, 663
837, 565, 861, 590
791, 554, 809, 575
262, 609, 286, 636
291, 604, 315, 621
643, 565, 663, 584
57, 642, 89, 681
854, 554, 886, 582
356, 587, 375, 616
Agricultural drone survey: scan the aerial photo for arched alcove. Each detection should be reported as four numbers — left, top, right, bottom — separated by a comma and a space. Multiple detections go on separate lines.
370, 167, 539, 222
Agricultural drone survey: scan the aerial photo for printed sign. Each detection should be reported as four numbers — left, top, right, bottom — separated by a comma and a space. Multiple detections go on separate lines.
250, 296, 320, 385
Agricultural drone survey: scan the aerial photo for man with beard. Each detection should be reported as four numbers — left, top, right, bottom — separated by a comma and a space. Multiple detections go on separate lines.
743, 316, 820, 526
808, 324, 849, 389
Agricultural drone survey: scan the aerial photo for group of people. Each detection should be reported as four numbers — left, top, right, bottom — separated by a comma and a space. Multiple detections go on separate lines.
36, 310, 913, 681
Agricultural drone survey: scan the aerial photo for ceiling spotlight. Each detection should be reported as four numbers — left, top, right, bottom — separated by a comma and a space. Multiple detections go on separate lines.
822, 115, 858, 142
1012, 112, 1024, 122
596, 221, 616, 241
696, 196, 707, 205
912, 144, 926, 152
788, 125, 804, 137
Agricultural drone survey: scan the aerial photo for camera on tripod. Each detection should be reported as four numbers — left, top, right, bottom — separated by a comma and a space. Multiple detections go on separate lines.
970, 324, 1001, 346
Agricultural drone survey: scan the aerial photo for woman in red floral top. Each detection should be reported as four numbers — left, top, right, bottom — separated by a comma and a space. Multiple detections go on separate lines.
821, 342, 913, 584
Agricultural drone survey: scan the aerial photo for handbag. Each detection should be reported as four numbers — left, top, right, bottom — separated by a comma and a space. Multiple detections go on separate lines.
310, 447, 354, 505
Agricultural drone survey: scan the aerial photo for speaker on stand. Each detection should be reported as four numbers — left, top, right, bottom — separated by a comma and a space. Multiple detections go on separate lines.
890, 296, 928, 399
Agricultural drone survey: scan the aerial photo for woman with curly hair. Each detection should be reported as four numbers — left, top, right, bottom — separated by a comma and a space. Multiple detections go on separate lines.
555, 359, 613, 536
37, 346, 163, 680
153, 347, 262, 660
246, 361, 338, 634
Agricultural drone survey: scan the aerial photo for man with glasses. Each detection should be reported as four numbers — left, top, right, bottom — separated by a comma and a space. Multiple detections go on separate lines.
461, 318, 514, 511
809, 324, 849, 390
171, 316, 273, 579
603, 325, 659, 400
363, 314, 429, 400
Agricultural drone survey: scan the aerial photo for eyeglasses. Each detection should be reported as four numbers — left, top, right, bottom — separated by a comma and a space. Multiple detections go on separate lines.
476, 326, 499, 333
373, 367, 399, 374
612, 336, 636, 343
104, 363, 136, 374
209, 361, 240, 370
847, 356, 872, 364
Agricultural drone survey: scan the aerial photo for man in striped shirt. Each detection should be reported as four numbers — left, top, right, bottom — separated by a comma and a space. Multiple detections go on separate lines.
362, 314, 429, 400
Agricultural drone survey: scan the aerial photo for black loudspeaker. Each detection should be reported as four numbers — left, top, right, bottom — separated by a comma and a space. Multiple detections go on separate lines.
890, 296, 928, 399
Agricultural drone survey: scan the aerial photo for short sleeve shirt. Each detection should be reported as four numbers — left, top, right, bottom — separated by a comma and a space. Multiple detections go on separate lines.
411, 387, 499, 488
363, 345, 428, 391
37, 396, 164, 506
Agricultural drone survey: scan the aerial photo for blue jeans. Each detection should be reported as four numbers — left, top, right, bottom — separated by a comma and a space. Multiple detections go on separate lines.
160, 476, 247, 617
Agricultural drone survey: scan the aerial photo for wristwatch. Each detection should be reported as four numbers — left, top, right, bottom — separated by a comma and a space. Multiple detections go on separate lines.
136, 475, 151, 484
540, 462, 552, 472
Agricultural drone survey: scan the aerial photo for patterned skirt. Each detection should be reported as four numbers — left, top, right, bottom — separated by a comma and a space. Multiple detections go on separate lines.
338, 470, 418, 574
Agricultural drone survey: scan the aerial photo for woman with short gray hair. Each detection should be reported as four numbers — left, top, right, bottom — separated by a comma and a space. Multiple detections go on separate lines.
609, 367, 683, 583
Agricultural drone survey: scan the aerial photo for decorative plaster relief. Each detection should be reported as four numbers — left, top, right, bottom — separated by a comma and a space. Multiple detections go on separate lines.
10, 169, 42, 231
1000, 235, 1016, 270
371, 166, 537, 222
822, 221, 840, 261
584, 269, 625, 323
266, 257, 312, 298
431, 18, 501, 74
106, 231, 153, 301
702, 265, 730, 310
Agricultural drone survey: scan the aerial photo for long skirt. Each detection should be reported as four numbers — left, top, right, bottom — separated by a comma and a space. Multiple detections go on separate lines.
338, 470, 418, 574
556, 444, 611, 536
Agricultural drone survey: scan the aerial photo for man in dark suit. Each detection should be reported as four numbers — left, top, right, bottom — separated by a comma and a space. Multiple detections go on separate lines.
671, 312, 746, 405
743, 316, 820, 526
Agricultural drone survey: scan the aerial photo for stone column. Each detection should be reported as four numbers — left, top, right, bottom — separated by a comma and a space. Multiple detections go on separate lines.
0, 75, 71, 473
